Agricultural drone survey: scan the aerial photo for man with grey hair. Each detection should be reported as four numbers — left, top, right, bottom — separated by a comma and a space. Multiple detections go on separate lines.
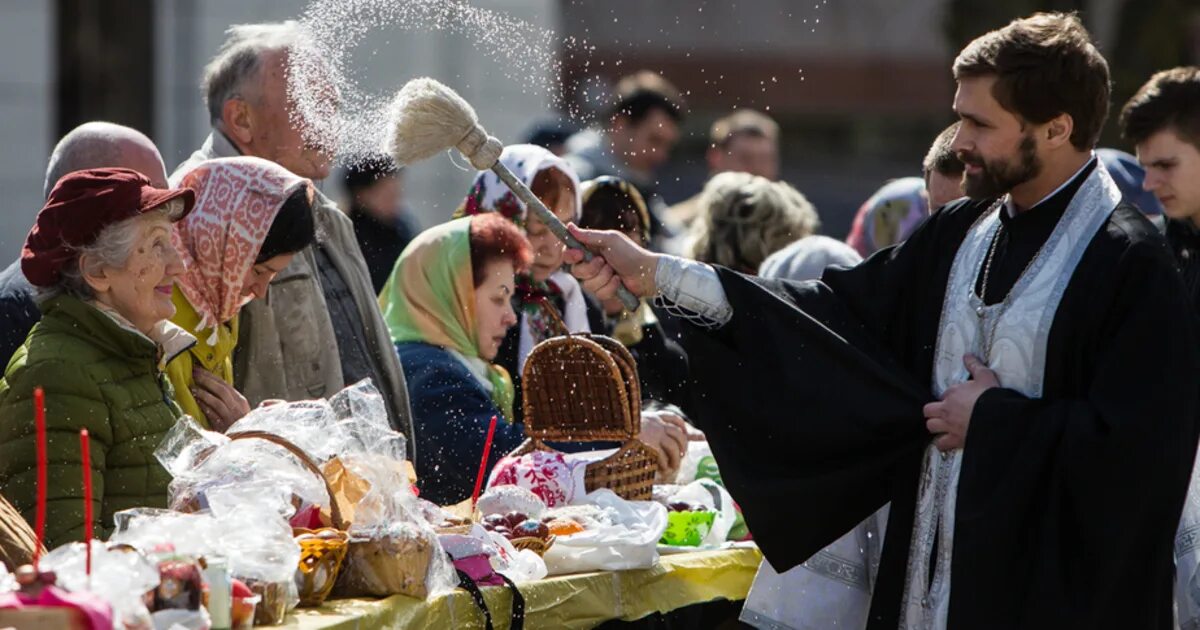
0, 121, 169, 366
175, 21, 415, 452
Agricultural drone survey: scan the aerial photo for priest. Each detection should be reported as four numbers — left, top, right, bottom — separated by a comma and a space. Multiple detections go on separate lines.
564, 13, 1200, 630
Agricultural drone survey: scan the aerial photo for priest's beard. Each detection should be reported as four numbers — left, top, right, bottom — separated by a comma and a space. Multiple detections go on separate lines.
960, 133, 1041, 200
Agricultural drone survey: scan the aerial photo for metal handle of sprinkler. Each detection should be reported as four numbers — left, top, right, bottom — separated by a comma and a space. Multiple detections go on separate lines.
491, 162, 641, 312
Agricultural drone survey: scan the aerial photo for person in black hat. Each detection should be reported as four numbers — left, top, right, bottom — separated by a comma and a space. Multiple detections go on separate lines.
343, 153, 421, 293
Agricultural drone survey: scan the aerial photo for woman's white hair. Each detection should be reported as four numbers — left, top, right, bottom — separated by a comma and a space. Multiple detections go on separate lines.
39, 200, 183, 302
690, 172, 820, 272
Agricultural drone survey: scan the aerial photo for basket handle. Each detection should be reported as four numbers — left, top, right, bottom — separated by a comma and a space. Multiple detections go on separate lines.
225, 430, 346, 530
534, 297, 571, 338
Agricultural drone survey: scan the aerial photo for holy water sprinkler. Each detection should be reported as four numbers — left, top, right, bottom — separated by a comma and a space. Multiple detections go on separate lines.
387, 77, 641, 312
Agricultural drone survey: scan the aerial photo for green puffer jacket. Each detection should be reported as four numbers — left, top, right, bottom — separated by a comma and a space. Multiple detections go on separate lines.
0, 294, 192, 549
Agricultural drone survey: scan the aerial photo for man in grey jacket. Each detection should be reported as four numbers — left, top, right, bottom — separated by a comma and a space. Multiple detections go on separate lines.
174, 21, 415, 457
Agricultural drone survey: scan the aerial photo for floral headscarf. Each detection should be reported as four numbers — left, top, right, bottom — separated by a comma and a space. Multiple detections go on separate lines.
380, 217, 515, 420
455, 143, 582, 226
455, 144, 589, 371
845, 177, 929, 257
172, 157, 309, 344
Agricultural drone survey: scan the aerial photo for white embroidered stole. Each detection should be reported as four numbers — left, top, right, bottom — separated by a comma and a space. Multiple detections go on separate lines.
899, 164, 1122, 629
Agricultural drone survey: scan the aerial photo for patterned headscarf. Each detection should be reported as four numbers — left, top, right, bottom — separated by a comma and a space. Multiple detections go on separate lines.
380, 217, 515, 420
845, 177, 929, 257
172, 157, 309, 341
455, 143, 582, 226
455, 144, 589, 369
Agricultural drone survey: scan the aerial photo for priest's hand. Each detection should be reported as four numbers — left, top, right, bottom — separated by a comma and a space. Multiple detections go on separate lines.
923, 354, 999, 451
563, 224, 662, 301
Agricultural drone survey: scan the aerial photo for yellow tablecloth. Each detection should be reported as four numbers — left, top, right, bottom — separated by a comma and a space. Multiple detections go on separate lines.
281, 545, 762, 630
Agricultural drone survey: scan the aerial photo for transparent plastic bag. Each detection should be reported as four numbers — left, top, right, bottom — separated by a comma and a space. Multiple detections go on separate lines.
154, 416, 229, 479
226, 380, 407, 465
332, 454, 456, 600
541, 489, 667, 575
330, 379, 407, 462
163, 429, 330, 519
111, 496, 302, 626
40, 540, 161, 629
110, 509, 222, 560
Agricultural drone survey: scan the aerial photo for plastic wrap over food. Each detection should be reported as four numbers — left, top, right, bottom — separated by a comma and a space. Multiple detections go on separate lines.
154, 416, 229, 479
541, 489, 667, 575
226, 380, 406, 464
204, 487, 302, 586
40, 540, 160, 629
110, 497, 302, 626
330, 379, 407, 462
110, 509, 221, 559
174, 439, 329, 517
330, 454, 456, 599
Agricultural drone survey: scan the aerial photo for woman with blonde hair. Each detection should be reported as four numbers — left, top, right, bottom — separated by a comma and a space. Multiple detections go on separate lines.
689, 172, 820, 273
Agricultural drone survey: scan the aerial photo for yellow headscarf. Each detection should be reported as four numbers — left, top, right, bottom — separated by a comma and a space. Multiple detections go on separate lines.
379, 217, 515, 419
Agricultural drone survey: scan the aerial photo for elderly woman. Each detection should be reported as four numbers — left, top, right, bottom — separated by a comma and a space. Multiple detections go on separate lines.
166, 157, 315, 431
383, 214, 532, 505
0, 168, 194, 547
690, 171, 821, 273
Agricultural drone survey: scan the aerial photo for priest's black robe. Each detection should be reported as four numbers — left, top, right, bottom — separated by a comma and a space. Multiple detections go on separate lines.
681, 190, 1200, 628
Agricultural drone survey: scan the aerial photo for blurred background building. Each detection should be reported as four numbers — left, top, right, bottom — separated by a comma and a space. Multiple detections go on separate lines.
1, 0, 1197, 261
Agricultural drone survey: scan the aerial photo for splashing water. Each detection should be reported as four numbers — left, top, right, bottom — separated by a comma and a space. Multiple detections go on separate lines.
288, 0, 577, 163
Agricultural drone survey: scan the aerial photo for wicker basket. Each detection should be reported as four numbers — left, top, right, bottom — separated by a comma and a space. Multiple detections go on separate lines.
0, 491, 41, 569
219, 431, 351, 609
293, 528, 350, 607
516, 314, 658, 501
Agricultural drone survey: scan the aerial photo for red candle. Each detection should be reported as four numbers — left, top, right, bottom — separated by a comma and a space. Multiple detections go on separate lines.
80, 429, 93, 576
33, 387, 46, 569
471, 415, 499, 508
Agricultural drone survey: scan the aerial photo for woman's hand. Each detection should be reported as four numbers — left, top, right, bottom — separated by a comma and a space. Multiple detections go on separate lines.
639, 410, 689, 481
191, 368, 251, 433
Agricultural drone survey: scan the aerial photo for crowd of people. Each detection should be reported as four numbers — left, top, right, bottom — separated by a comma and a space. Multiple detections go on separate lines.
0, 10, 1199, 630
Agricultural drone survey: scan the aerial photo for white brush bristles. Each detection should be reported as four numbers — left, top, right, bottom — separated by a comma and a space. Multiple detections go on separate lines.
388, 77, 486, 167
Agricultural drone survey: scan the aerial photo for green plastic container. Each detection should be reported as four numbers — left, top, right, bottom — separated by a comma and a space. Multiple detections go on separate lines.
660, 510, 717, 547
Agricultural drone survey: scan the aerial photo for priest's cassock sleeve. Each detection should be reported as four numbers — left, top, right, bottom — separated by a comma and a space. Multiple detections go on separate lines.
679, 217, 947, 571
947, 235, 1200, 627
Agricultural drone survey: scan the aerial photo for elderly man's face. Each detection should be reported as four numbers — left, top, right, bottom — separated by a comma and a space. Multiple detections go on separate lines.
241, 50, 338, 180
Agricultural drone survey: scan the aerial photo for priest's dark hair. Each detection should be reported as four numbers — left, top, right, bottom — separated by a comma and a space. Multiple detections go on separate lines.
1120, 66, 1200, 149
953, 12, 1111, 152
256, 186, 316, 264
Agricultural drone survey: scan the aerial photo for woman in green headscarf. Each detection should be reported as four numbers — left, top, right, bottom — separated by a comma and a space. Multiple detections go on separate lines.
380, 213, 533, 505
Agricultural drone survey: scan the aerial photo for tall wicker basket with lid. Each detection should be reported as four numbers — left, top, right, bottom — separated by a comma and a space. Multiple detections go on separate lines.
512, 328, 658, 501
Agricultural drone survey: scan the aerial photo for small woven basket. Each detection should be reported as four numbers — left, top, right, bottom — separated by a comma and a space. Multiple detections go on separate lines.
515, 303, 658, 501
293, 528, 350, 607
219, 431, 351, 608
